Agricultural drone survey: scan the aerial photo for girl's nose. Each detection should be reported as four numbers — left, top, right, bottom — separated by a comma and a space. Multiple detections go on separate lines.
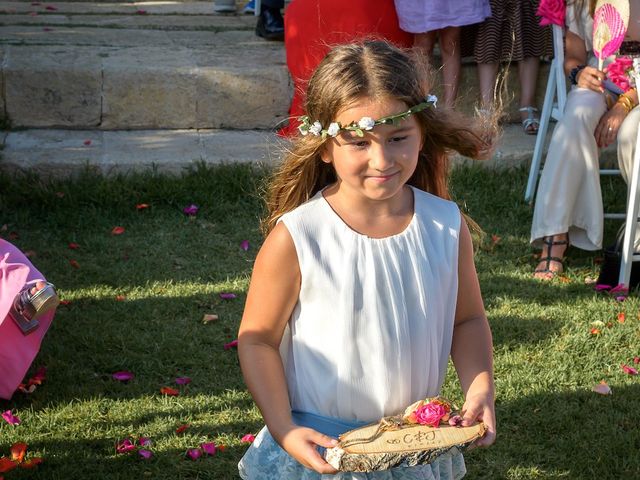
369, 144, 394, 171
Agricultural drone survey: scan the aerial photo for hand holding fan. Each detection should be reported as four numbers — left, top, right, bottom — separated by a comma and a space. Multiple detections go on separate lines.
592, 0, 630, 71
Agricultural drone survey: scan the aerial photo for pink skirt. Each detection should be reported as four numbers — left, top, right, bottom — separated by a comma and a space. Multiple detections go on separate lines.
0, 239, 56, 400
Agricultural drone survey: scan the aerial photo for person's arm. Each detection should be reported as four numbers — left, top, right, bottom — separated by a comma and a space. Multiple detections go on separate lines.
450, 219, 496, 448
237, 222, 338, 474
565, 30, 605, 93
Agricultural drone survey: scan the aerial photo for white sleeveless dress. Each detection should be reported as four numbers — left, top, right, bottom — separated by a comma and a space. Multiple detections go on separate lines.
239, 186, 466, 479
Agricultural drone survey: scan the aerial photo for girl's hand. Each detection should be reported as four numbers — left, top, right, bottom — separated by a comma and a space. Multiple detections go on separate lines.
594, 103, 628, 148
277, 425, 339, 474
576, 66, 605, 93
460, 392, 496, 448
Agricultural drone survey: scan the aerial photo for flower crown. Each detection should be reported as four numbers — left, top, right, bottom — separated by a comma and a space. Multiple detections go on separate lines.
298, 95, 438, 139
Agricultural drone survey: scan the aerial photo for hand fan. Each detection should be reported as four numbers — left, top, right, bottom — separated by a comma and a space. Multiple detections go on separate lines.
592, 0, 630, 70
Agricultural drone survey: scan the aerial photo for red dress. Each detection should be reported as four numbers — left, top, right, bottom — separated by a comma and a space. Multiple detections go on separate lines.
281, 0, 413, 137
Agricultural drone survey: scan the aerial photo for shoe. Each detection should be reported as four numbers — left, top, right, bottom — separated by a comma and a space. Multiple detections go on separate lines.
534, 234, 569, 280
519, 106, 540, 135
243, 0, 255, 14
213, 1, 236, 13
255, 6, 284, 40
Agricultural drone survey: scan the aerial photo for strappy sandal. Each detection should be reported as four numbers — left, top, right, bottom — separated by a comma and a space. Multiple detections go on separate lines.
519, 106, 540, 135
534, 235, 569, 279
9, 282, 59, 335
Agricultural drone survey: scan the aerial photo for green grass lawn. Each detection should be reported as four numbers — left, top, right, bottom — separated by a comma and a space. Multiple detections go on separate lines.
0, 164, 639, 479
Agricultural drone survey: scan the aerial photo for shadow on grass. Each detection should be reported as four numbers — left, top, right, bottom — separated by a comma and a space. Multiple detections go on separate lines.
467, 384, 640, 479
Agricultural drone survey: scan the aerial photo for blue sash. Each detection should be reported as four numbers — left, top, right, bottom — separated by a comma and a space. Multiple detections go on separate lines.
291, 410, 369, 438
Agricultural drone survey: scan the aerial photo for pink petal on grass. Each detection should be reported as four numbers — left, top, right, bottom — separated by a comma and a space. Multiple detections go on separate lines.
634, 356, 640, 364
175, 377, 191, 385
68, 242, 80, 250
182, 204, 199, 216
201, 442, 216, 455
111, 226, 125, 235
83, 140, 92, 146
116, 439, 136, 454
622, 364, 639, 375
240, 240, 250, 251
241, 434, 255, 443
186, 448, 202, 461
223, 339, 238, 350
112, 371, 134, 382
219, 293, 236, 300
1, 411, 20, 426
610, 284, 629, 294
592, 380, 612, 395
138, 437, 151, 446
138, 449, 153, 459
594, 284, 612, 291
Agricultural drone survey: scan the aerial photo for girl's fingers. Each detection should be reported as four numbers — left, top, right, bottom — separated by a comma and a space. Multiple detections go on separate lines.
312, 432, 339, 449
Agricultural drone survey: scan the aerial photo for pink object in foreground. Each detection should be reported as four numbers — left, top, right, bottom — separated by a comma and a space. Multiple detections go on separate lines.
622, 364, 639, 375
240, 240, 250, 251
414, 402, 448, 427
138, 449, 153, 459
112, 371, 134, 382
0, 239, 57, 400
223, 339, 238, 350
219, 293, 236, 300
201, 442, 217, 455
536, 0, 565, 26
138, 437, 151, 446
593, 3, 629, 62
186, 448, 202, 460
241, 434, 255, 443
1, 410, 21, 426
175, 376, 191, 385
182, 204, 199, 216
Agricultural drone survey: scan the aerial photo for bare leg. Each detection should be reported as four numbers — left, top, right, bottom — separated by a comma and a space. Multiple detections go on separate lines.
413, 31, 437, 60
477, 62, 500, 110
518, 57, 541, 132
438, 26, 461, 109
533, 233, 569, 279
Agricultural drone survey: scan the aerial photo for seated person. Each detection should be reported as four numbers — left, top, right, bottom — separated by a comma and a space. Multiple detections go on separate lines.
531, 0, 640, 279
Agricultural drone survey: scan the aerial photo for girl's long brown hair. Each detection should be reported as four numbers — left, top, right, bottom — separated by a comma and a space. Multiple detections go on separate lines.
263, 40, 495, 235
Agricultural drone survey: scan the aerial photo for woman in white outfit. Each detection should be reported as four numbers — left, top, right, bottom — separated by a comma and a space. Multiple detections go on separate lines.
531, 0, 640, 279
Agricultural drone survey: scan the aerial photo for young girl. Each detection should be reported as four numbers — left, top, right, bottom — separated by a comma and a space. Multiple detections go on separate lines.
237, 41, 496, 478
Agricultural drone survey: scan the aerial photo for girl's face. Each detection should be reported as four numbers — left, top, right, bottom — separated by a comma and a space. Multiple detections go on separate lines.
321, 96, 422, 203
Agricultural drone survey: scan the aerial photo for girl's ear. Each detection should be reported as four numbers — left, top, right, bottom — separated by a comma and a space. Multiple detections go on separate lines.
320, 147, 332, 164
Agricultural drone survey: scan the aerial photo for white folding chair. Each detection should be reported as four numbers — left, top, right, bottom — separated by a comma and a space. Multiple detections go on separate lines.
618, 123, 640, 286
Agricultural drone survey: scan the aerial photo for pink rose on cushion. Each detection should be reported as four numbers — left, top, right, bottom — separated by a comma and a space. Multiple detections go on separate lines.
536, 0, 565, 27
414, 402, 448, 427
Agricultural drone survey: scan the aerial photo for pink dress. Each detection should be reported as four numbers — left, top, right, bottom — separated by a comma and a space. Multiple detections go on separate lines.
0, 239, 56, 399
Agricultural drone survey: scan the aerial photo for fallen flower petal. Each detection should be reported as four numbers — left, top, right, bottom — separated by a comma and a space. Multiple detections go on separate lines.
136, 203, 150, 210
219, 293, 236, 300
610, 284, 629, 294
111, 226, 125, 235
617, 312, 626, 323
202, 314, 218, 324
0, 457, 17, 473
1, 411, 21, 426
45, 5, 57, 10
138, 437, 151, 447
10, 443, 27, 463
175, 424, 190, 434
116, 439, 136, 454
594, 284, 612, 291
223, 339, 238, 350
182, 204, 199, 216
241, 434, 255, 443
622, 364, 639, 375
28, 366, 46, 386
201, 442, 216, 456
160, 387, 179, 396
240, 240, 250, 251
615, 295, 627, 302
112, 371, 134, 382
217, 444, 226, 452
115, 295, 126, 302
175, 377, 191, 385
68, 242, 80, 250
138, 449, 153, 460
590, 328, 601, 336
20, 457, 43, 469
59, 299, 72, 306
491, 234, 501, 245
186, 448, 202, 461
634, 357, 640, 364
592, 380, 612, 395
69, 259, 80, 269
83, 140, 91, 146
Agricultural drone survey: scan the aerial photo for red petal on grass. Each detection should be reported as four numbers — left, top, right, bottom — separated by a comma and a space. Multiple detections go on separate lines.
136, 9, 147, 14
111, 226, 125, 235
223, 339, 238, 350
0, 458, 17, 473
175, 424, 190, 434
116, 439, 136, 454
69, 259, 80, 269
592, 380, 612, 395
20, 457, 43, 469
138, 437, 151, 446
112, 371, 134, 382
201, 442, 216, 455
29, 367, 46, 385
1, 411, 21, 426
68, 242, 80, 250
202, 314, 218, 324
115, 295, 126, 302
241, 434, 255, 443
175, 377, 191, 385
83, 140, 91, 146
45, 5, 57, 10
622, 364, 639, 375
138, 449, 153, 459
491, 234, 501, 245
219, 293, 236, 300
217, 444, 226, 452
634, 356, 640, 364
617, 312, 625, 323
594, 283, 612, 291
59, 299, 72, 306
590, 328, 601, 336
186, 448, 202, 460
240, 240, 250, 251
10, 443, 27, 463
136, 203, 150, 210
160, 387, 179, 396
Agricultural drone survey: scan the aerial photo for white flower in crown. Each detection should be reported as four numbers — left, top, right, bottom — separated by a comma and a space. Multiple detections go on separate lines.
327, 122, 340, 137
358, 117, 375, 130
309, 121, 323, 136
427, 94, 438, 108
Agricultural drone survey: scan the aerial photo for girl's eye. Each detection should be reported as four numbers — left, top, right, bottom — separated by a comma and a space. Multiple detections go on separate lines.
350, 140, 369, 149
390, 135, 408, 143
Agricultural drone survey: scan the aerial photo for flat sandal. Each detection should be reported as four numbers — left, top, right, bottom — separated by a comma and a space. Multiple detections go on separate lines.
534, 235, 569, 277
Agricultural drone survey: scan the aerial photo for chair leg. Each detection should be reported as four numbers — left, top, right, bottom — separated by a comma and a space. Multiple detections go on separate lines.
619, 126, 640, 287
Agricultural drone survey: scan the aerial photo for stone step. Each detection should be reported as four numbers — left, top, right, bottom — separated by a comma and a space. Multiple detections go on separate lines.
0, 125, 619, 177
